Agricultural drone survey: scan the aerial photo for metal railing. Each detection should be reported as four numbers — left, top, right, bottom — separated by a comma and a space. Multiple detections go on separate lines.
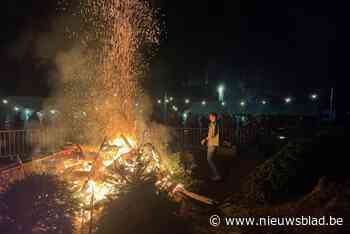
0, 128, 64, 159
174, 124, 260, 149
0, 124, 261, 159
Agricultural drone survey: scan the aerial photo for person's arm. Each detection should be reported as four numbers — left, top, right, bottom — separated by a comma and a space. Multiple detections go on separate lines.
201, 132, 209, 144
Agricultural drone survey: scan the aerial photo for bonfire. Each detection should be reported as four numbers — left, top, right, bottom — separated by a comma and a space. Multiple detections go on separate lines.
47, 133, 188, 233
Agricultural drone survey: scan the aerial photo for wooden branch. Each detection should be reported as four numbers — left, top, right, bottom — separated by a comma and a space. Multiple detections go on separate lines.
173, 185, 217, 205
120, 134, 133, 149
179, 189, 216, 205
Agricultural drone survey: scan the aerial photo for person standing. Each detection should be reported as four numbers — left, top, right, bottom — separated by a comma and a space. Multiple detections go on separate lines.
201, 112, 222, 181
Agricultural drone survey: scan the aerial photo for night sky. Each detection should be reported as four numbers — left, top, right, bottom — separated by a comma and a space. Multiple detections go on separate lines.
153, 1, 335, 91
0, 0, 338, 103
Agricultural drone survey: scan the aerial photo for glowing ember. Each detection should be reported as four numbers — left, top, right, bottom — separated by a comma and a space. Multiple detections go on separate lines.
66, 135, 164, 209
110, 136, 137, 148
51, 1, 167, 233
47, 134, 184, 234
52, 0, 161, 144
85, 180, 113, 203
77, 136, 137, 205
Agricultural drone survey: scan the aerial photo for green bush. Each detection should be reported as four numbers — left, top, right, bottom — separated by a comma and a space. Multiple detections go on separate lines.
243, 139, 318, 205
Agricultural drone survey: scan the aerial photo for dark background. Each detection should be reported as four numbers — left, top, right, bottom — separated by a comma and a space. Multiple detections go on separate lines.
0, 0, 343, 114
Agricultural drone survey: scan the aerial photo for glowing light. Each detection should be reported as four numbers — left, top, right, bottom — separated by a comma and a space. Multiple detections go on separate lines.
240, 101, 246, 107
157, 99, 162, 104
48, 0, 180, 229
85, 180, 113, 203
24, 109, 32, 115
14, 106, 20, 112
310, 94, 318, 100
54, 0, 161, 140
183, 113, 188, 118
185, 99, 190, 104
217, 84, 225, 102
2, 99, 8, 104
285, 97, 292, 104
279, 136, 287, 140
262, 100, 267, 105
221, 101, 226, 106
50, 110, 57, 115
169, 97, 174, 101
110, 136, 136, 148
201, 100, 206, 106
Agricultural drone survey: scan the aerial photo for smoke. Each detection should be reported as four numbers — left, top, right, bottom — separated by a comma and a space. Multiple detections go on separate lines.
36, 0, 165, 146
4, 0, 171, 150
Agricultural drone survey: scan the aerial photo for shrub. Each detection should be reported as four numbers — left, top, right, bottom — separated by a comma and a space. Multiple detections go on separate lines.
243, 139, 318, 205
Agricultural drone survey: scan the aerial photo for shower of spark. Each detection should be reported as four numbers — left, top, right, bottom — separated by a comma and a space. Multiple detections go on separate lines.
53, 0, 161, 144
45, 2, 172, 232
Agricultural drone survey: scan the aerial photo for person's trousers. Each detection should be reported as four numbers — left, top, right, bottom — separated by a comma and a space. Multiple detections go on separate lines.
207, 146, 220, 177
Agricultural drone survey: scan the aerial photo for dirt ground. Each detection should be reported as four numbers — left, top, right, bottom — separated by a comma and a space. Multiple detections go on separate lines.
190, 146, 266, 202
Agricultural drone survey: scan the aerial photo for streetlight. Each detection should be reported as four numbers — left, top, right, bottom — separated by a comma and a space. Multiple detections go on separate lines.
217, 84, 225, 102
285, 97, 292, 104
310, 93, 319, 116
310, 93, 318, 100
185, 99, 190, 104
2, 99, 8, 104
37, 112, 43, 118
24, 109, 32, 115
201, 100, 206, 106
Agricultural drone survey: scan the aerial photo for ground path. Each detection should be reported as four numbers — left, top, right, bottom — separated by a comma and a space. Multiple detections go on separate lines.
190, 146, 266, 202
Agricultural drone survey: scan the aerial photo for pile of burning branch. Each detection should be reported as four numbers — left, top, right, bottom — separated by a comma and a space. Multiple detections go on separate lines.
54, 134, 215, 233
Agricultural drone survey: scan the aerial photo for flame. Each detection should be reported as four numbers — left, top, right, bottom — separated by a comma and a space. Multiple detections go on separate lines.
110, 136, 136, 148
85, 180, 114, 203
103, 136, 137, 168
79, 135, 137, 205
56, 135, 181, 234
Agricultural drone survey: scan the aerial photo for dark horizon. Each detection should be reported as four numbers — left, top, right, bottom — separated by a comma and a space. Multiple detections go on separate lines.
0, 0, 338, 104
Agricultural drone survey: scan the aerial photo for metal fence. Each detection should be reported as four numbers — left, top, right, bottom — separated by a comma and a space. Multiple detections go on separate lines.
0, 124, 261, 159
174, 124, 260, 149
0, 129, 64, 159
